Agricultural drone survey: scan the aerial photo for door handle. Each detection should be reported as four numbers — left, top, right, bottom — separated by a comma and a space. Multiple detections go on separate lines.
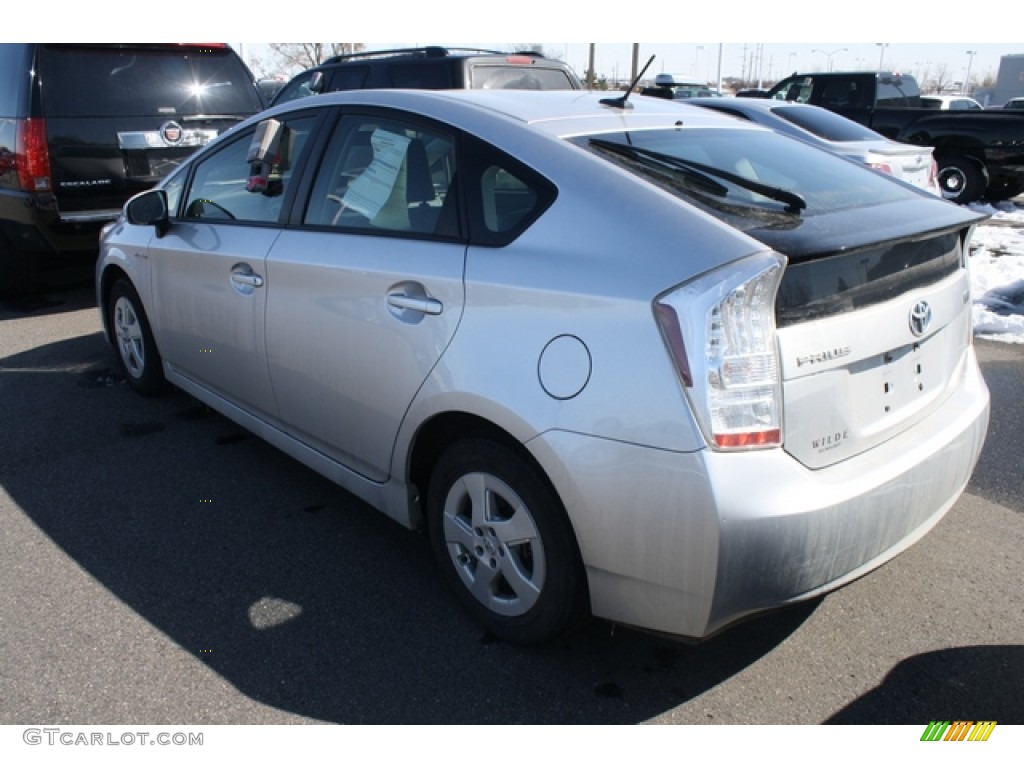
231, 272, 264, 287
230, 263, 264, 296
387, 293, 443, 315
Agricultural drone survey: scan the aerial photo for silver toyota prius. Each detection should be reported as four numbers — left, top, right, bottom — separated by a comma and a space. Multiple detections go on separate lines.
97, 89, 990, 643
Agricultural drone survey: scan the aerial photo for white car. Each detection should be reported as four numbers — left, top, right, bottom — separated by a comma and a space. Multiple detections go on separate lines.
688, 97, 939, 194
921, 94, 984, 110
97, 90, 990, 643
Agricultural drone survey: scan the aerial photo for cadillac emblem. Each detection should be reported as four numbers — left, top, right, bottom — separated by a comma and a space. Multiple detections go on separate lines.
160, 121, 184, 146
909, 300, 932, 337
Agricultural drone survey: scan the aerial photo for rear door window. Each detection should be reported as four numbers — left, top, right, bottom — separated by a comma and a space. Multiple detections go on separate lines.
38, 45, 263, 117
303, 113, 459, 236
385, 63, 454, 89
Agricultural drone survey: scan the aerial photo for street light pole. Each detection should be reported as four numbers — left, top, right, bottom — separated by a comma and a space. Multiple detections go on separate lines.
876, 43, 889, 70
811, 47, 846, 72
963, 50, 977, 95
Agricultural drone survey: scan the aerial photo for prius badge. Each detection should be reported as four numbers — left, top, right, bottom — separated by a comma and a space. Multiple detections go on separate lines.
909, 300, 932, 337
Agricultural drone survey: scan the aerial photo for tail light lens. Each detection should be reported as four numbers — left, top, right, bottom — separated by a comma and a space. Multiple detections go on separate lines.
868, 161, 894, 175
655, 251, 786, 450
15, 118, 52, 192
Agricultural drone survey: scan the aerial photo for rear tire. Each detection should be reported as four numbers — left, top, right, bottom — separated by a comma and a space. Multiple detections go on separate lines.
427, 439, 588, 644
936, 155, 987, 204
108, 277, 165, 396
983, 177, 1024, 203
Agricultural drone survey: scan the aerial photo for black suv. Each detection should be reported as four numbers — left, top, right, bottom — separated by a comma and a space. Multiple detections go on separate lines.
272, 47, 582, 107
0, 43, 265, 295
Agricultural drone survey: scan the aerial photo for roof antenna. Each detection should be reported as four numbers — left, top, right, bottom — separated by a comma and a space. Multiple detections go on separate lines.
600, 54, 657, 109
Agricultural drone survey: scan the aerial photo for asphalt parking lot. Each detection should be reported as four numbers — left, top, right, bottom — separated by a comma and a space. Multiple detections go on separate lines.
1, 281, 1022, 725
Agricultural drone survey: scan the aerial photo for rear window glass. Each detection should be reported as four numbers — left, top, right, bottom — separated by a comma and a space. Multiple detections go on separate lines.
573, 127, 916, 220
770, 105, 882, 142
877, 78, 919, 107
38, 46, 263, 117
470, 65, 577, 90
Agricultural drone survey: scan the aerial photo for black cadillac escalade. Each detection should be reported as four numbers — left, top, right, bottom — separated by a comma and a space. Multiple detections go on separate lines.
0, 43, 264, 295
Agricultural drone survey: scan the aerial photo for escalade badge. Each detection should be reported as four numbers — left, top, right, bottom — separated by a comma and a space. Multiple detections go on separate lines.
909, 300, 932, 337
160, 121, 183, 146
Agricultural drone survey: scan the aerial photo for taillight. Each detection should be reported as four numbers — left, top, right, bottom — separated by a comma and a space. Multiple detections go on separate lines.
655, 251, 786, 451
868, 161, 893, 175
15, 118, 52, 192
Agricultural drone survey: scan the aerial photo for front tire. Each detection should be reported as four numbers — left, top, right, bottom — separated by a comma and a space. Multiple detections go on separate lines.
108, 277, 165, 396
427, 439, 588, 644
936, 155, 987, 204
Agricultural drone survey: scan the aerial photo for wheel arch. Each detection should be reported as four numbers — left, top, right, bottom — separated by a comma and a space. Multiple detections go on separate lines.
97, 263, 131, 339
405, 410, 584, 545
408, 411, 551, 520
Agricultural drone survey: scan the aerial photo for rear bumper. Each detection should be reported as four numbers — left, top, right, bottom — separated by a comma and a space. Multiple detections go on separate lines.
530, 346, 989, 639
0, 189, 107, 257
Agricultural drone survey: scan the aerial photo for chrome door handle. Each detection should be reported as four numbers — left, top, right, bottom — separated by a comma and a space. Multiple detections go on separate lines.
231, 272, 264, 287
387, 293, 443, 315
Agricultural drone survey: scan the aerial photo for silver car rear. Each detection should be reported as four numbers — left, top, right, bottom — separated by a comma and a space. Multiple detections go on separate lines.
97, 90, 988, 642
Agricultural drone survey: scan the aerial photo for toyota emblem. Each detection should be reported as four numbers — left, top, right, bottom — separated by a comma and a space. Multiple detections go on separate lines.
160, 121, 183, 146
909, 300, 932, 337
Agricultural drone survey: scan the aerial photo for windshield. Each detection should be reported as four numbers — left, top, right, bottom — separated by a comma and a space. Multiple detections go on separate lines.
573, 127, 918, 220
39, 45, 263, 117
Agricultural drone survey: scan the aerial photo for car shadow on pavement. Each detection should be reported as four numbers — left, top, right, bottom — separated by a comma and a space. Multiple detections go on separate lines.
825, 645, 1024, 724
2, 331, 818, 724
0, 281, 96, 319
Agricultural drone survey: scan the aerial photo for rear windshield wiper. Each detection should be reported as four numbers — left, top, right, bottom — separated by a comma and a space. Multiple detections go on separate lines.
589, 138, 807, 214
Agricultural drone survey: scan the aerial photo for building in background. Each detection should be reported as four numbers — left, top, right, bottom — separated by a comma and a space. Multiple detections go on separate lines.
977, 54, 1024, 106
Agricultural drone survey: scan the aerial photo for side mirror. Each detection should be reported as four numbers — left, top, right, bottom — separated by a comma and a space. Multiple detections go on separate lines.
126, 189, 170, 237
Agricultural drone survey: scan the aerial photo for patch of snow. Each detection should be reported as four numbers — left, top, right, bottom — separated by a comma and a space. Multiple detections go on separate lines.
967, 199, 1024, 344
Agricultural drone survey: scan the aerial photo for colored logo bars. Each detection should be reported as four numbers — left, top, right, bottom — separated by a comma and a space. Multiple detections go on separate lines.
921, 721, 997, 741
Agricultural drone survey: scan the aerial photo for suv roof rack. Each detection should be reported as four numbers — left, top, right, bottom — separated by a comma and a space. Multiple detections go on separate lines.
322, 47, 547, 66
